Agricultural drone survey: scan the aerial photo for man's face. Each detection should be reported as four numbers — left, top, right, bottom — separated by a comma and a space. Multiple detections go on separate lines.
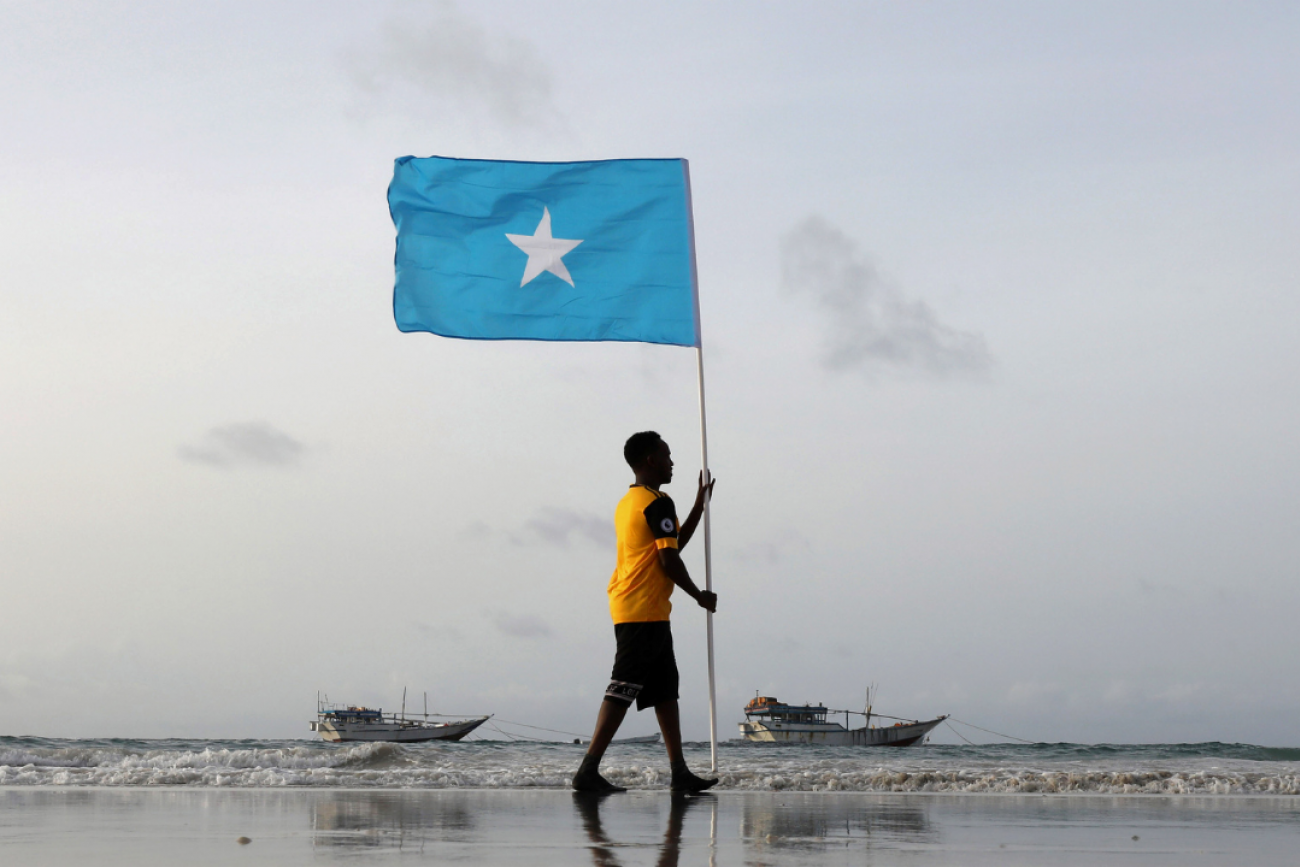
647, 440, 674, 485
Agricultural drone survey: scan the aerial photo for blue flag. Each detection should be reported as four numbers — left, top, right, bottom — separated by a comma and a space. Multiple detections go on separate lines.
389, 156, 699, 347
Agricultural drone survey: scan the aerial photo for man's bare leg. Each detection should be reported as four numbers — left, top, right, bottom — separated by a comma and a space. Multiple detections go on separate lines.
655, 700, 717, 793
573, 699, 630, 793
587, 699, 629, 761
655, 700, 684, 764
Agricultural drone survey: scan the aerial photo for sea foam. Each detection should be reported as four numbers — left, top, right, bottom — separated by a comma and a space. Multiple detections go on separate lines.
0, 738, 1297, 794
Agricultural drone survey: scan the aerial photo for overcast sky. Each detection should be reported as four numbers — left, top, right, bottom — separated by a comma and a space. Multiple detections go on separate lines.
2, 1, 1297, 745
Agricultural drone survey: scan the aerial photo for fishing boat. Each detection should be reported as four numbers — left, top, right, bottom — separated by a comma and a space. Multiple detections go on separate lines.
571, 733, 663, 745
311, 691, 490, 743
738, 691, 946, 746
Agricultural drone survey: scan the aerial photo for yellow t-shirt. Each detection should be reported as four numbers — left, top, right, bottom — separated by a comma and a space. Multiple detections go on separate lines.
607, 485, 680, 623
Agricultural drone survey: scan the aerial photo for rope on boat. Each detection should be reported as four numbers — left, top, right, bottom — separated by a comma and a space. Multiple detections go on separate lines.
944, 720, 978, 745
487, 718, 589, 740
826, 709, 924, 723
481, 723, 547, 742
466, 711, 1035, 746
946, 717, 1036, 744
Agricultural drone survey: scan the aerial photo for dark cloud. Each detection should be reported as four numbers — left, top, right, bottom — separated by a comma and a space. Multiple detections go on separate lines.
178, 422, 305, 469
348, 1, 557, 129
731, 533, 813, 567
782, 216, 993, 376
520, 507, 612, 549
458, 521, 494, 541
491, 612, 552, 639
410, 620, 464, 642
456, 509, 610, 550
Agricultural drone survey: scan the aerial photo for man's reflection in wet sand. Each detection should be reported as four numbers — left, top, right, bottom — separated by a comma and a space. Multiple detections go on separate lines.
574, 793, 714, 867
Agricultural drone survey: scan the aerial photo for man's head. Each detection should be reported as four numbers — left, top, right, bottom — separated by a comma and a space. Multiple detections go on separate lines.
624, 430, 673, 486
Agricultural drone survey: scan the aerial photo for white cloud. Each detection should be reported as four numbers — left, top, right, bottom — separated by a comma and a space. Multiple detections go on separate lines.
522, 507, 612, 549
491, 612, 552, 639
347, 1, 558, 130
782, 216, 993, 377
178, 422, 306, 469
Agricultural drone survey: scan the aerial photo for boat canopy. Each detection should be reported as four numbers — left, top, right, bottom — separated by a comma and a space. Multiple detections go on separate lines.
744, 697, 830, 720
323, 708, 383, 719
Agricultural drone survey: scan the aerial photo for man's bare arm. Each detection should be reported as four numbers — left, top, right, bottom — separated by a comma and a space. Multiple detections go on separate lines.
657, 547, 716, 613
677, 472, 716, 550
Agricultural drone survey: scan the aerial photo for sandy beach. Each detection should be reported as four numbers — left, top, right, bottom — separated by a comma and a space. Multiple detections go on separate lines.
3, 787, 1298, 865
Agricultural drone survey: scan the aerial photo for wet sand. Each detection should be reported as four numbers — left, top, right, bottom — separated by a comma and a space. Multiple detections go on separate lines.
2, 787, 1298, 865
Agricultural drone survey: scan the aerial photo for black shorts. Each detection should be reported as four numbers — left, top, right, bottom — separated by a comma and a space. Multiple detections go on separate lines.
604, 621, 678, 711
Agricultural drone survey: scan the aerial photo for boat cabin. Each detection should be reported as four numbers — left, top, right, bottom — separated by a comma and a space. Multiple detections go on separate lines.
743, 696, 832, 724
323, 706, 383, 721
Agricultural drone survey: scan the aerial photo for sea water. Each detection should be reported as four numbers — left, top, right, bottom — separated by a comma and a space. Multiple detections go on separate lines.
2, 737, 1297, 794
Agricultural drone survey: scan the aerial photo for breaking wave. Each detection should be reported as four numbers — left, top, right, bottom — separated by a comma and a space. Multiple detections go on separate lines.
0, 738, 1297, 794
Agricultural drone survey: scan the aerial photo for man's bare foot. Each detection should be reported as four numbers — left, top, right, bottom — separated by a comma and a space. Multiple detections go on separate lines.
669, 760, 717, 793
573, 756, 627, 793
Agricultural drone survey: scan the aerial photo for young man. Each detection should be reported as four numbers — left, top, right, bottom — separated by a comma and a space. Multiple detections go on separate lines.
572, 431, 719, 794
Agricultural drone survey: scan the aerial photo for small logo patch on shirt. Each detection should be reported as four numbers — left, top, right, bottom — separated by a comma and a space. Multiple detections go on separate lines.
660, 518, 675, 533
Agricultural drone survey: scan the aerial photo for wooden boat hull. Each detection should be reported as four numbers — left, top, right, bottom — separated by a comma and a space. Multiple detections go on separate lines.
314, 716, 489, 743
574, 733, 662, 745
739, 715, 946, 746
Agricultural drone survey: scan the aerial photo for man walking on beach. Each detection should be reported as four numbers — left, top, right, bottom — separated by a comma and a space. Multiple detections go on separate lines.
572, 431, 719, 794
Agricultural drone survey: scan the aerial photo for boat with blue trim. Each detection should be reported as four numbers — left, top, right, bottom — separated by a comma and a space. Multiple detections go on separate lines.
738, 692, 946, 746
311, 692, 490, 743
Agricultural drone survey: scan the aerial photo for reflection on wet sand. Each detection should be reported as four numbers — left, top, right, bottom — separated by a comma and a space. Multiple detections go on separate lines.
741, 793, 935, 855
5, 789, 1298, 865
574, 792, 715, 867
312, 790, 476, 851
309, 789, 935, 861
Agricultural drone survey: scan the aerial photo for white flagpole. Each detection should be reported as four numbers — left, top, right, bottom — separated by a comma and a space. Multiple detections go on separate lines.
695, 347, 717, 773
682, 161, 718, 773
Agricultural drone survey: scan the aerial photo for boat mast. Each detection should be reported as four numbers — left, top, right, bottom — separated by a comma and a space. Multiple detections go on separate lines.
401, 687, 407, 722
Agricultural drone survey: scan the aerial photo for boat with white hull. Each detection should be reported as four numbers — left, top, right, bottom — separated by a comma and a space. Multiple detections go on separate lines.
738, 694, 946, 747
311, 693, 490, 743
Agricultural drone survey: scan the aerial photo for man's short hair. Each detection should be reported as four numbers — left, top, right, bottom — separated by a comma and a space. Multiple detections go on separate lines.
624, 431, 663, 469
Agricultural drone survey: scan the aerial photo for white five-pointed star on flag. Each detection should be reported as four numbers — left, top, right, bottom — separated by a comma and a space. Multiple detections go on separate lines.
505, 207, 584, 287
